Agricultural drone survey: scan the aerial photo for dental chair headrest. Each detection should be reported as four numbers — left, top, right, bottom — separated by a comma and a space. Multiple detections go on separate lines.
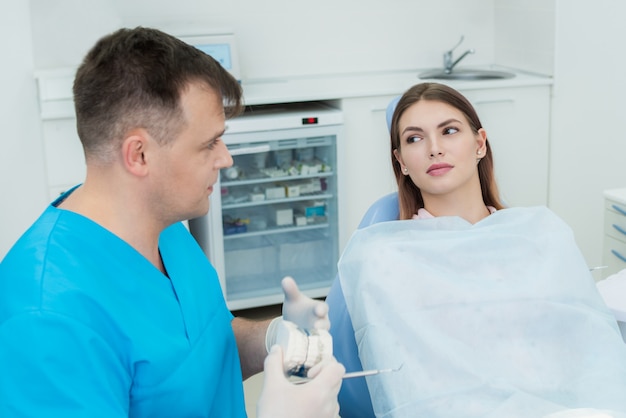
386, 96, 401, 133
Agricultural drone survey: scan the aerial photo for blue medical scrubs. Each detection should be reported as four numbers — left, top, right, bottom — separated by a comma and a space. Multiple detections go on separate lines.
0, 191, 247, 417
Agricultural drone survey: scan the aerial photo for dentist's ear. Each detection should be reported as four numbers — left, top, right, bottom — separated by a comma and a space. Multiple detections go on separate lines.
123, 129, 151, 177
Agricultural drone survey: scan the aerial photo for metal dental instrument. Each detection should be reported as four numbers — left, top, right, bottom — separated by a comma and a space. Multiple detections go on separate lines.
292, 364, 402, 384
589, 265, 608, 272
343, 364, 403, 380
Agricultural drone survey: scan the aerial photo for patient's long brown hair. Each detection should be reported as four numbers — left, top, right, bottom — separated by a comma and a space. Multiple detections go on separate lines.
389, 83, 504, 220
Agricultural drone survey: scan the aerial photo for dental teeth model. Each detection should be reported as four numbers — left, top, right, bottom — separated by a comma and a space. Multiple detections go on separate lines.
275, 320, 333, 377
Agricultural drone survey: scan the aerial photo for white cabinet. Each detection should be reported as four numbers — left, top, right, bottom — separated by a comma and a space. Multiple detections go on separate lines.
462, 85, 551, 207
41, 118, 85, 199
35, 68, 84, 201
603, 188, 626, 278
339, 95, 398, 250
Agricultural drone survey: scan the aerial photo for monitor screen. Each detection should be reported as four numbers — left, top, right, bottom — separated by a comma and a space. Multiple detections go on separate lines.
178, 33, 241, 81
194, 43, 232, 71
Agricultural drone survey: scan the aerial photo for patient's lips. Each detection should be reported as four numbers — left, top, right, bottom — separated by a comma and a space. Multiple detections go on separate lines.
427, 163, 453, 176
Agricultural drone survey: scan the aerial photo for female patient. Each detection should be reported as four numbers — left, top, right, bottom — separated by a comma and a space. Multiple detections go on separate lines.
329, 82, 626, 418
391, 82, 504, 223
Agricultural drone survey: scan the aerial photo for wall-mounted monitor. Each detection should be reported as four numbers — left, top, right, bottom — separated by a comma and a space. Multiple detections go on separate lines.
178, 33, 241, 82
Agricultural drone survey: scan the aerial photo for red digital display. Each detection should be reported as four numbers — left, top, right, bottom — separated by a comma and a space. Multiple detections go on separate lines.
302, 117, 318, 125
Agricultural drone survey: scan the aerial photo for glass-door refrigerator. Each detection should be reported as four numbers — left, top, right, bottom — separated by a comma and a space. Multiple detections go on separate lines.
190, 103, 344, 310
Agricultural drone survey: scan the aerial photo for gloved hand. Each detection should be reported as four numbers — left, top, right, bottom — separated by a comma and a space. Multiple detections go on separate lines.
256, 345, 345, 418
281, 276, 330, 330
265, 276, 331, 353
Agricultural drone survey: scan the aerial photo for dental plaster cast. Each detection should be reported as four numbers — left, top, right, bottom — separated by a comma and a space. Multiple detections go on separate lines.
275, 320, 333, 377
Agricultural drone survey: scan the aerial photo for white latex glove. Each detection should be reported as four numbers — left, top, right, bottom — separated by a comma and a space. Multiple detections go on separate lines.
256, 345, 344, 418
265, 277, 331, 353
281, 276, 330, 331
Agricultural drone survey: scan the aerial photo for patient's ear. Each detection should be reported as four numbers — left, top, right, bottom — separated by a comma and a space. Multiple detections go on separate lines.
122, 129, 150, 177
393, 148, 404, 166
476, 128, 488, 154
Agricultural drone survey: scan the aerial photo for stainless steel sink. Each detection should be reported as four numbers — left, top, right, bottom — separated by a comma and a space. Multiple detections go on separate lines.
418, 68, 516, 80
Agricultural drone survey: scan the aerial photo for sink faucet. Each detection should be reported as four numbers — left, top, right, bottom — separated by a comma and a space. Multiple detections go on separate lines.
443, 36, 475, 74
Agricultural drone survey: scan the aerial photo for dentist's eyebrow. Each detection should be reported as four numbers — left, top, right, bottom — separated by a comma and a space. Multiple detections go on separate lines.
212, 127, 226, 140
202, 128, 226, 147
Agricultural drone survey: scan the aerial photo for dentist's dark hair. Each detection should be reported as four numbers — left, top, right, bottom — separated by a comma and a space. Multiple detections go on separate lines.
73, 26, 243, 163
389, 82, 503, 219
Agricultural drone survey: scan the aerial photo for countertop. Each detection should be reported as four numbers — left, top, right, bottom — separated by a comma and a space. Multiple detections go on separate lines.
241, 66, 553, 106
35, 65, 553, 119
605, 188, 626, 205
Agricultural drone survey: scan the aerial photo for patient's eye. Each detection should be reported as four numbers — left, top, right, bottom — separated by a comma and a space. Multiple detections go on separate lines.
443, 127, 459, 135
406, 135, 423, 144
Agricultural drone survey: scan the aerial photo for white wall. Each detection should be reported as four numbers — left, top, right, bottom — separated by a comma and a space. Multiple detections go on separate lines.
30, 0, 122, 70
495, 0, 555, 76
549, 0, 626, 267
0, 1, 48, 257
31, 0, 497, 78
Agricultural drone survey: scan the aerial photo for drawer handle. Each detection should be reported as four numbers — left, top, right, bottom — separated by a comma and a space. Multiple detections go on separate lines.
611, 249, 626, 263
612, 204, 626, 217
612, 223, 626, 237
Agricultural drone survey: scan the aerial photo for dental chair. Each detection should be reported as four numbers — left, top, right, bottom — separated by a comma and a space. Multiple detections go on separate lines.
327, 193, 399, 418
327, 95, 401, 418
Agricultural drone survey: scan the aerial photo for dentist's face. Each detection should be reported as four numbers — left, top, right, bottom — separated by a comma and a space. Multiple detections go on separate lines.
148, 82, 233, 224
393, 99, 486, 199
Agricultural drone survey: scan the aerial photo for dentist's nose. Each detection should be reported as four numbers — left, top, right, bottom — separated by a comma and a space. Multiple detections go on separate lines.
217, 141, 234, 168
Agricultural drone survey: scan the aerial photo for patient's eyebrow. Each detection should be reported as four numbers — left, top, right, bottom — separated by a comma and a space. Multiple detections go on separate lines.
401, 118, 462, 135
437, 118, 462, 128
402, 126, 424, 135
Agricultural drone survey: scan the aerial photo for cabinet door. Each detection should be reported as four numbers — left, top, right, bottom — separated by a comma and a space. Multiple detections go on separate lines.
41, 119, 85, 200
339, 95, 398, 250
463, 86, 551, 207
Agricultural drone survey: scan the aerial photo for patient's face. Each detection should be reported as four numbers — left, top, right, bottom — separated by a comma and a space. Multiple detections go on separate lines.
394, 99, 486, 200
